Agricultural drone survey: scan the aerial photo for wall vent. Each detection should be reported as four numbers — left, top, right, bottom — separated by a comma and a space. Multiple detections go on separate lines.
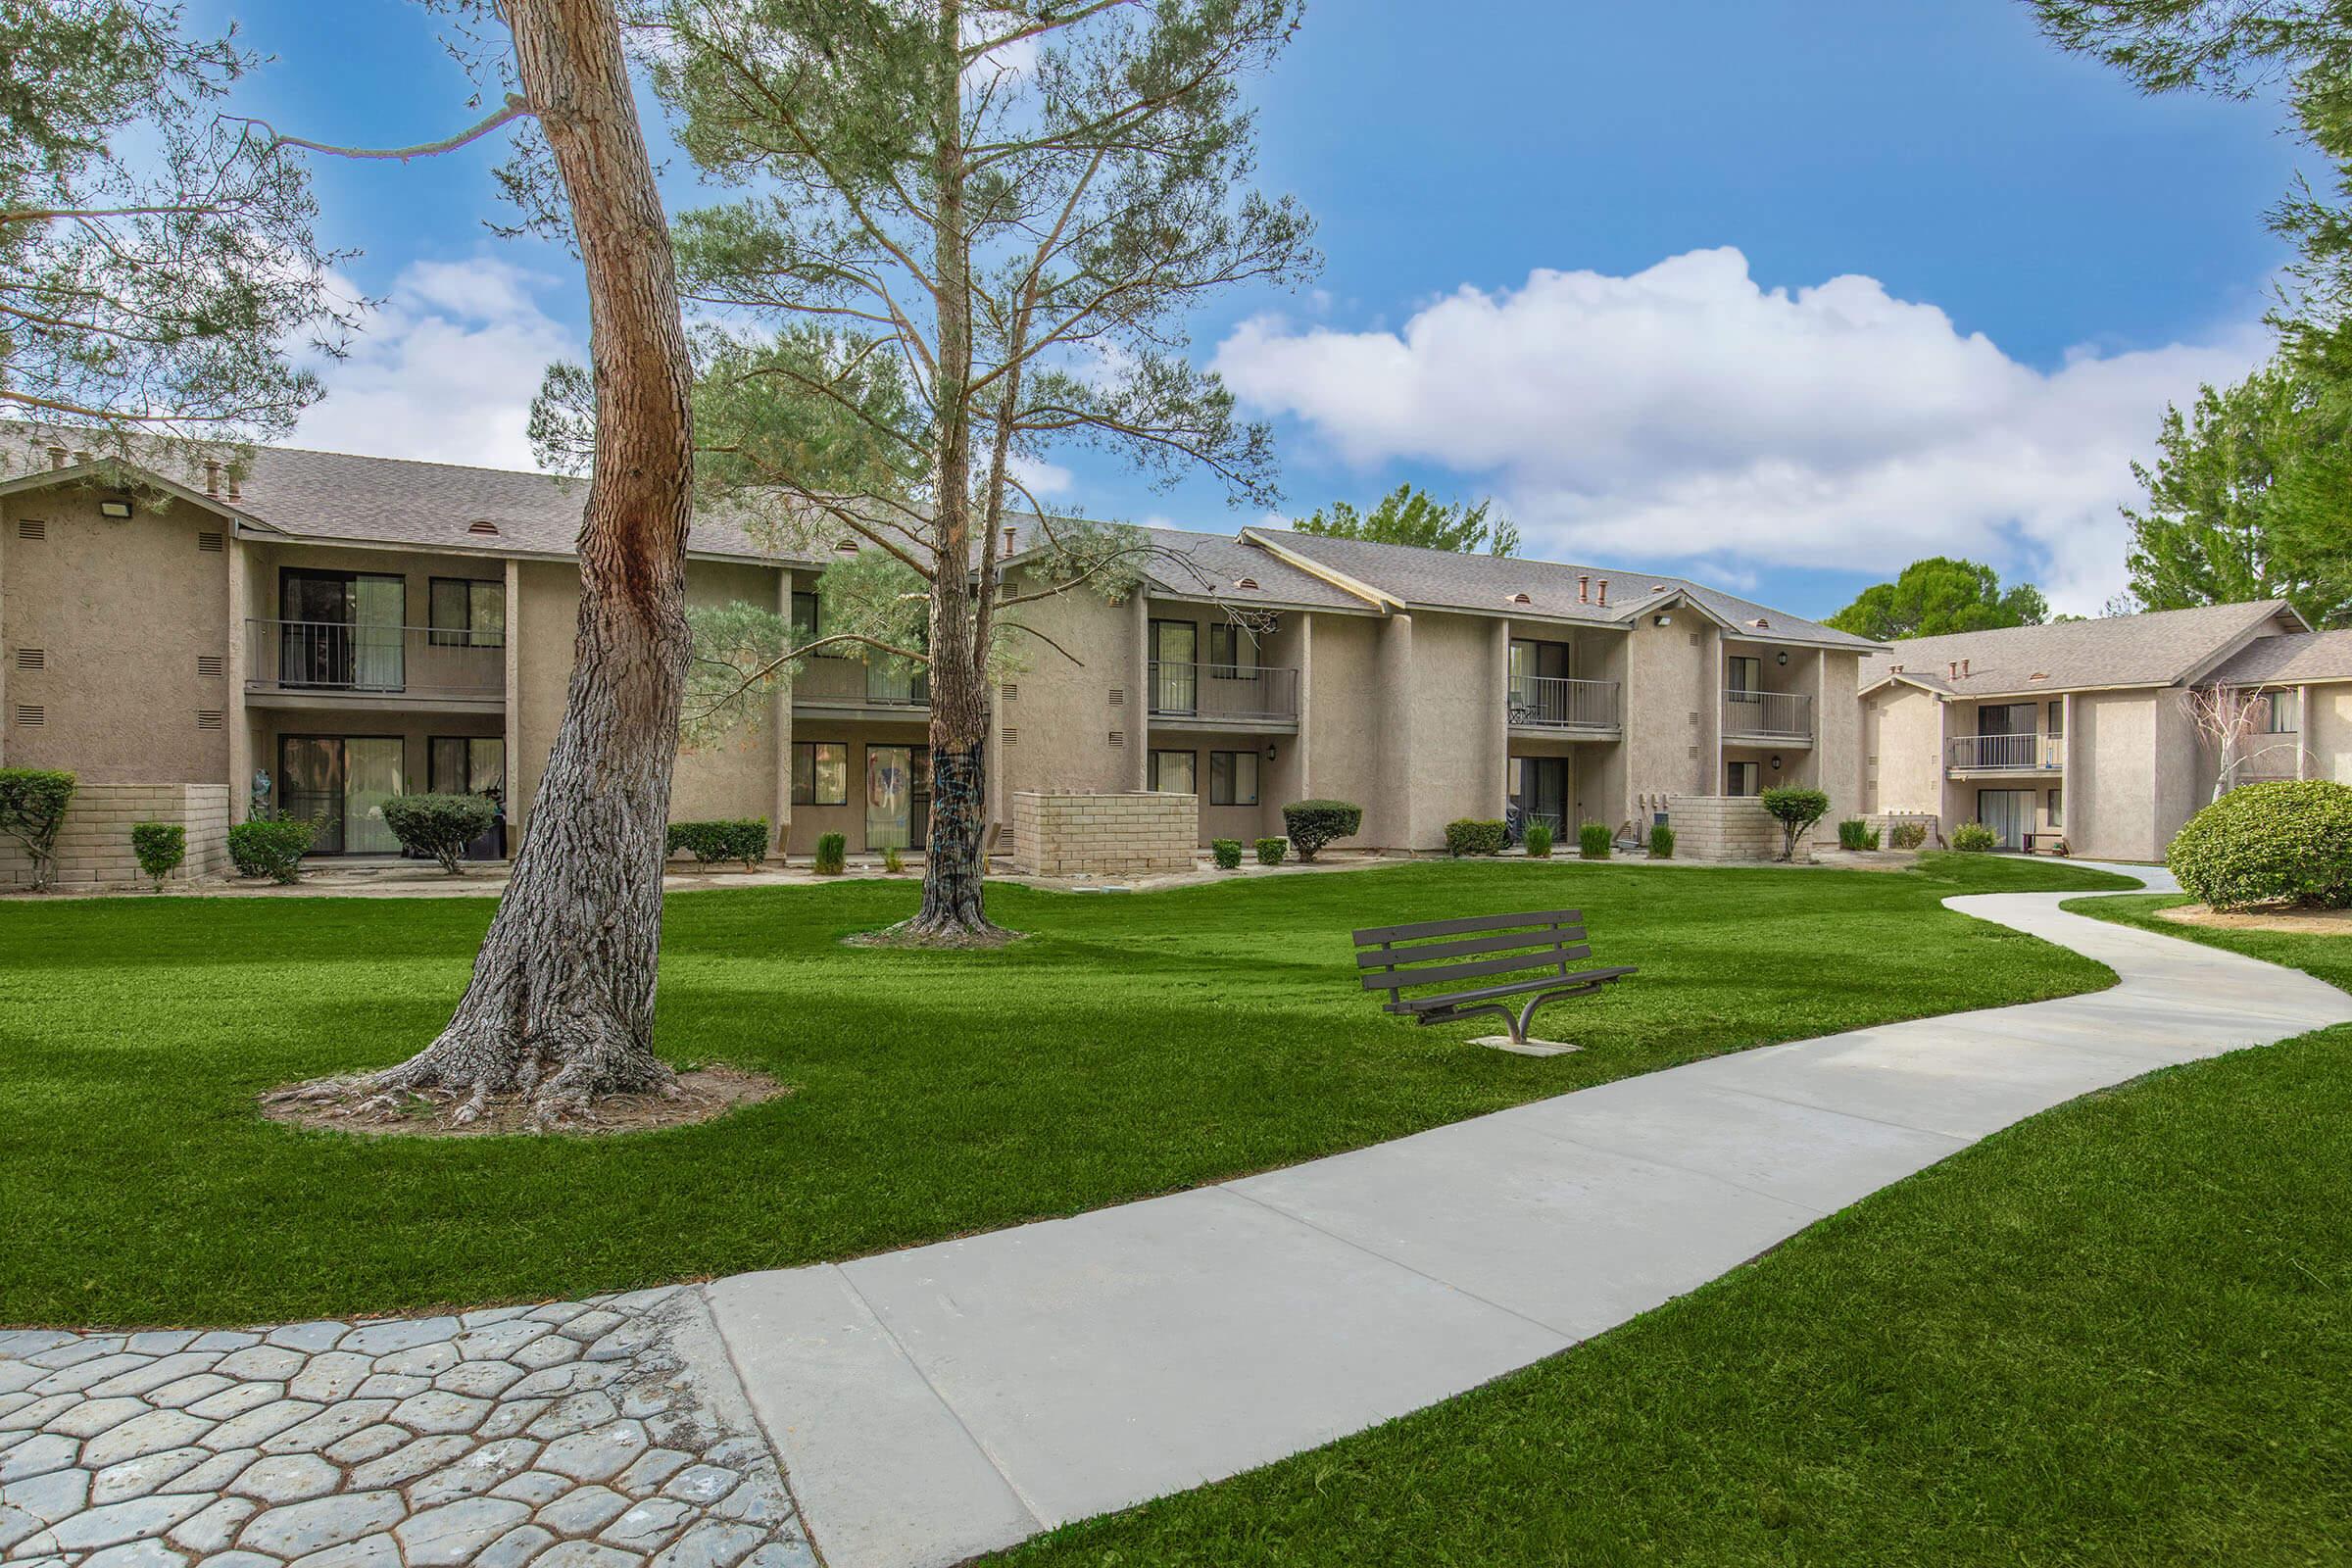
1108, 729, 1125, 747
1001, 682, 1018, 702
1688, 710, 1699, 726
197, 654, 225, 678
197, 530, 224, 553
16, 518, 45, 541
1686, 745, 1699, 760
1002, 728, 1018, 748
14, 648, 42, 672
1108, 686, 1125, 707
467, 519, 502, 536
1687, 631, 1701, 648
13, 704, 43, 727
1235, 576, 1259, 591
196, 710, 225, 730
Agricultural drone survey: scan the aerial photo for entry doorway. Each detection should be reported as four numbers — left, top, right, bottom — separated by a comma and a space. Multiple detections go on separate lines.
1977, 788, 2035, 851
865, 744, 932, 851
1508, 756, 1568, 842
278, 736, 404, 855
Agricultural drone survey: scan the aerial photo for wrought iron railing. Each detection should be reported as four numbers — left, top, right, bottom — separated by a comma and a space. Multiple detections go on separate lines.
246, 619, 503, 700
1148, 662, 1299, 722
1506, 675, 1620, 730
1945, 733, 2062, 770
1721, 688, 1813, 740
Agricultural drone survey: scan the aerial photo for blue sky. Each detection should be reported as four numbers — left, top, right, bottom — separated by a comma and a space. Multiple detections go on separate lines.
193, 0, 2305, 616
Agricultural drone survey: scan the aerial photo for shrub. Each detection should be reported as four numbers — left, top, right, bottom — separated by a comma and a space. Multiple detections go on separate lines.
1888, 820, 1929, 851
1837, 817, 1873, 851
228, 818, 313, 884
813, 832, 848, 875
666, 818, 768, 872
130, 822, 185, 892
1523, 821, 1554, 859
382, 793, 497, 875
0, 767, 76, 892
1281, 800, 1361, 862
1211, 837, 1244, 870
1255, 836, 1288, 865
1649, 821, 1675, 859
883, 846, 906, 875
1950, 820, 1997, 854
1445, 818, 1509, 857
1578, 819, 1612, 859
1759, 786, 1832, 862
2169, 778, 2352, 909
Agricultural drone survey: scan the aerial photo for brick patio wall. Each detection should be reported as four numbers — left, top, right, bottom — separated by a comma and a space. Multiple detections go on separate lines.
1010, 790, 1197, 877
1666, 795, 1805, 862
0, 782, 231, 890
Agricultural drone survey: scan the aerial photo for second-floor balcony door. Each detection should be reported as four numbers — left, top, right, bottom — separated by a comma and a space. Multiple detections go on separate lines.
1977, 703, 2038, 771
280, 570, 407, 692
1150, 620, 1197, 714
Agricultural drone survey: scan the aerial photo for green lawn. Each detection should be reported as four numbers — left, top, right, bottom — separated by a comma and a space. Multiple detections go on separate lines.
0, 853, 2128, 1328
990, 894, 2352, 1568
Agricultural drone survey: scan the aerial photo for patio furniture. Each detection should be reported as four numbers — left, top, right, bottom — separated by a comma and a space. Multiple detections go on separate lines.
1352, 907, 1634, 1048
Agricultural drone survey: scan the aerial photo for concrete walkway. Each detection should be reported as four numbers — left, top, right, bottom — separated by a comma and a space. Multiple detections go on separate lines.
707, 865, 2352, 1568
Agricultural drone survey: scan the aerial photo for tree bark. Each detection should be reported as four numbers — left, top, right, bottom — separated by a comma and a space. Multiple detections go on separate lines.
364, 0, 697, 1118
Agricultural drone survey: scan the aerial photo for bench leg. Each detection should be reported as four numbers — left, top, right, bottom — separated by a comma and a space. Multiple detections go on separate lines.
1511, 994, 1546, 1047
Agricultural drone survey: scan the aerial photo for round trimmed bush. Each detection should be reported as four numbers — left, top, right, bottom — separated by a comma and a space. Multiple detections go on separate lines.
1281, 800, 1360, 862
2168, 779, 2352, 910
1949, 821, 1997, 853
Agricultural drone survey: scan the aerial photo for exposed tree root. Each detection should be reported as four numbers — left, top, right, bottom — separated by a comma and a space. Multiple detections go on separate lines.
851, 914, 1025, 950
261, 1063, 780, 1139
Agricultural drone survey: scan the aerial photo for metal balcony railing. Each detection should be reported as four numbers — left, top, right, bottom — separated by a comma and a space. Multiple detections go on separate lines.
1946, 733, 2063, 771
791, 655, 929, 708
1722, 688, 1813, 740
1506, 675, 1620, 731
1148, 662, 1299, 722
246, 619, 503, 701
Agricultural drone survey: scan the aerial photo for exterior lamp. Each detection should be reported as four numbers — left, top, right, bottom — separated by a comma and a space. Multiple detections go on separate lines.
1776, 650, 1788, 665
98, 498, 132, 519
1770, 755, 1784, 771
1652, 613, 1673, 627
1264, 742, 1277, 760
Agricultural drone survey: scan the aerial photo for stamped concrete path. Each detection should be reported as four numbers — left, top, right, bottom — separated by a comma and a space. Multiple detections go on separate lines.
10, 867, 2348, 1568
706, 867, 2352, 1568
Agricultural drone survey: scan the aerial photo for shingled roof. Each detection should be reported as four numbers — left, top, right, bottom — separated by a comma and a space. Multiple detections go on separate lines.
1859, 600, 2307, 698
2207, 626, 2352, 687
1242, 527, 1880, 650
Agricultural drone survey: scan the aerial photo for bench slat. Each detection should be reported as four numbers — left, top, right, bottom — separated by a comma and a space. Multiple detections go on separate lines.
1387, 966, 1636, 1012
1354, 925, 1587, 969
1360, 945, 1593, 992
1351, 908, 1583, 946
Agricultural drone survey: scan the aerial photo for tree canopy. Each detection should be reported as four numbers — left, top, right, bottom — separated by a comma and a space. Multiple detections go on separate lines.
1294, 483, 1520, 556
0, 0, 354, 455
2119, 360, 2352, 627
1824, 557, 2050, 642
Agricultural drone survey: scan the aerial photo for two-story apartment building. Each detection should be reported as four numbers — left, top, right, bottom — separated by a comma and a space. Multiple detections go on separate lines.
1857, 600, 2352, 860
2, 428, 1876, 881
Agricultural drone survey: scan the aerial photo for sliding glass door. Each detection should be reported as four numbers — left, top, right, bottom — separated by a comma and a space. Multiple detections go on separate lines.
864, 745, 931, 851
1977, 788, 2034, 851
280, 571, 407, 692
278, 736, 405, 856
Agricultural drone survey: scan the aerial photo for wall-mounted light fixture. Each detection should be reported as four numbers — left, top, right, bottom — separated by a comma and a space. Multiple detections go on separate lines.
1652, 612, 1673, 627
1776, 650, 1788, 665
1264, 742, 1278, 761
98, 498, 132, 519
1769, 755, 1784, 771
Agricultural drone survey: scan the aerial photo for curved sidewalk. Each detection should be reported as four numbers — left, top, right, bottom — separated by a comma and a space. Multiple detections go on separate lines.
707, 870, 2352, 1568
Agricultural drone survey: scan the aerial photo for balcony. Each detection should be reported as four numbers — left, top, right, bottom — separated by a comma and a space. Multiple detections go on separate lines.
245, 619, 503, 709
1946, 733, 2063, 773
1148, 662, 1299, 728
1506, 675, 1620, 734
1722, 688, 1812, 742
790, 654, 929, 713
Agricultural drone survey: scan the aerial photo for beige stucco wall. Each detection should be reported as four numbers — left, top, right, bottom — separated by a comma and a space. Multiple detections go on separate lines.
1865, 684, 1945, 817
2073, 690, 2159, 859
2, 488, 229, 784
1623, 616, 1709, 819
2151, 687, 2205, 857
1403, 610, 1504, 848
995, 573, 1133, 817
2309, 681, 2352, 783
1302, 612, 1381, 849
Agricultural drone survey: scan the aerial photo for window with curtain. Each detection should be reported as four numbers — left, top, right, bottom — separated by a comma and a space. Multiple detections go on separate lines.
1149, 749, 1197, 794
1727, 656, 1761, 701
1209, 750, 1259, 806
2047, 701, 2065, 737
793, 741, 849, 805
2261, 690, 2300, 732
2048, 788, 2063, 828
1726, 760, 1759, 796
1209, 622, 1258, 678
429, 579, 505, 649
428, 737, 505, 797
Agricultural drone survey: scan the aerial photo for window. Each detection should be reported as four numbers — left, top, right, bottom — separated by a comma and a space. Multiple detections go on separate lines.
1727, 656, 1761, 700
1149, 620, 1198, 713
793, 741, 849, 806
1209, 622, 1258, 678
2261, 689, 2300, 732
1726, 760, 1760, 797
429, 737, 506, 798
429, 578, 505, 649
2048, 788, 2063, 829
1149, 749, 1197, 794
1209, 750, 1259, 806
792, 589, 851, 658
2047, 700, 2065, 738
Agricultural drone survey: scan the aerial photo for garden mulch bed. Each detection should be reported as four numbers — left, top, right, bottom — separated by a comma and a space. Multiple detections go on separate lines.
261, 1063, 788, 1138
2157, 903, 2352, 936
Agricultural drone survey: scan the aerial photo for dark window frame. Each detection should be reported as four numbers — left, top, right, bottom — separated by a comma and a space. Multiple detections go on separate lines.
1208, 749, 1260, 807
427, 735, 507, 799
793, 740, 850, 806
2048, 786, 2063, 829
1149, 748, 1198, 794
1208, 622, 1259, 679
428, 577, 506, 649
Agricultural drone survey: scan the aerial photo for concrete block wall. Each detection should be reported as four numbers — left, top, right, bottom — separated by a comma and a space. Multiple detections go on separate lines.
1865, 810, 1942, 849
1010, 790, 1197, 877
1, 782, 230, 890
1667, 794, 1804, 862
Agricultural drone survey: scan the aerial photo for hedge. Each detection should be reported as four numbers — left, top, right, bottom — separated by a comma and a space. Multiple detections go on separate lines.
1211, 838, 1244, 870
1445, 818, 1509, 857
667, 818, 768, 872
1255, 837, 1288, 865
228, 818, 314, 884
2169, 779, 2352, 909
382, 793, 497, 875
1281, 800, 1360, 862
130, 822, 186, 892
0, 768, 76, 892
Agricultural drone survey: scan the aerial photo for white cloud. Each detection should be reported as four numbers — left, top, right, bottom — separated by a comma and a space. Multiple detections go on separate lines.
1009, 452, 1074, 502
294, 256, 581, 471
1212, 248, 2268, 612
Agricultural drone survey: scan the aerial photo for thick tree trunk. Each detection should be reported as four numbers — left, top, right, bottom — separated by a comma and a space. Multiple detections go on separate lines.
366, 0, 696, 1119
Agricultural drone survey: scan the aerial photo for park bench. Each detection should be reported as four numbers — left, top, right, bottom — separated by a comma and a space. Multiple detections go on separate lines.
1352, 907, 1634, 1051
